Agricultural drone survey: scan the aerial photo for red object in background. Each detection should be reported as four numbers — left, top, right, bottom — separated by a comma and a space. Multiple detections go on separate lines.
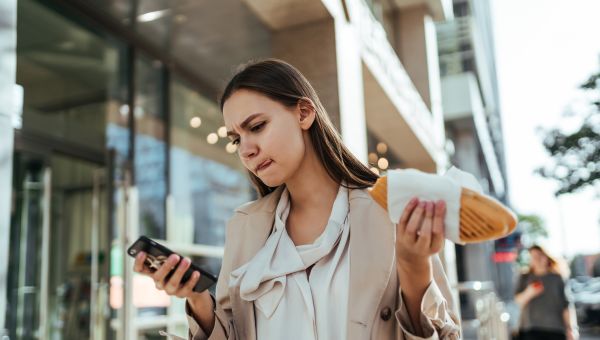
493, 251, 517, 263
532, 281, 544, 289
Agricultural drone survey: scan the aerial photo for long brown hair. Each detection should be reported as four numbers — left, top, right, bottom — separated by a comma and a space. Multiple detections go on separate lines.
220, 59, 378, 197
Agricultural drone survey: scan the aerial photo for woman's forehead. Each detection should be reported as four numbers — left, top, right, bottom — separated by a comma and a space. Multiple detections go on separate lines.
224, 92, 267, 117
224, 90, 273, 111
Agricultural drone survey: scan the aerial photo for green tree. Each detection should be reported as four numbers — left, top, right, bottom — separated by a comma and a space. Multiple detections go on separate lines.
516, 213, 548, 267
517, 213, 548, 246
537, 71, 600, 196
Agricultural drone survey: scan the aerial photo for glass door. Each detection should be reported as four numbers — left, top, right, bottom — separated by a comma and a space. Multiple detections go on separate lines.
7, 151, 49, 339
45, 153, 109, 340
7, 150, 111, 340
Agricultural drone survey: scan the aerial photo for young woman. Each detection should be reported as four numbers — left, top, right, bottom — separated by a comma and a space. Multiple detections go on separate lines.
515, 245, 578, 340
134, 59, 460, 339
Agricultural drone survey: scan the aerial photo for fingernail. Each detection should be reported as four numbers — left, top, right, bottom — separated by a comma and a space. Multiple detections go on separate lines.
409, 197, 418, 205
136, 252, 144, 259
419, 201, 426, 208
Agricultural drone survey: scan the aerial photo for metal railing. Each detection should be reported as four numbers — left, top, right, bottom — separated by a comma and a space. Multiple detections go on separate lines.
455, 281, 510, 340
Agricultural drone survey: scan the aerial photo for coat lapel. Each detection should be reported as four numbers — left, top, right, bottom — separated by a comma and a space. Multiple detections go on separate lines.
347, 188, 396, 340
229, 187, 284, 340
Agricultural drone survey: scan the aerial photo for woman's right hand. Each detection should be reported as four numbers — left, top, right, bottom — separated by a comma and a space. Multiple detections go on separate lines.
524, 282, 544, 299
133, 252, 203, 299
133, 252, 215, 321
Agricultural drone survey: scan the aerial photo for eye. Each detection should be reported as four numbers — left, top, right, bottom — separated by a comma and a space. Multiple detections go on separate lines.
231, 138, 240, 145
250, 122, 265, 132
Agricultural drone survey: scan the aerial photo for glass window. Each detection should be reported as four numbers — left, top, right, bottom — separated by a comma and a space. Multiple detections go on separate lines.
17, 0, 124, 153
168, 76, 252, 247
88, 0, 133, 25
134, 55, 167, 239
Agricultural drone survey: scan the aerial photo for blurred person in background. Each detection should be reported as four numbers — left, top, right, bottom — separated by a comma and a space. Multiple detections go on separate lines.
515, 245, 579, 340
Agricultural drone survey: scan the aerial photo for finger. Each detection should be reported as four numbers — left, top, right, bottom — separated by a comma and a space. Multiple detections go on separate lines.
397, 198, 419, 237
152, 254, 180, 286
134, 252, 154, 275
405, 201, 426, 240
431, 200, 446, 252
176, 271, 201, 298
399, 198, 419, 227
416, 202, 434, 249
134, 252, 146, 273
165, 258, 191, 294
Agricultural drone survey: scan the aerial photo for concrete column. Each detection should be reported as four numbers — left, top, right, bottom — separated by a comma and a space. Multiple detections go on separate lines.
272, 19, 341, 129
449, 122, 484, 179
394, 6, 446, 171
333, 18, 368, 163
0, 0, 17, 333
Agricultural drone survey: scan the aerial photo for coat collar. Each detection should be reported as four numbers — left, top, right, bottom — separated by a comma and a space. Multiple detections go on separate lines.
234, 186, 284, 215
229, 186, 396, 340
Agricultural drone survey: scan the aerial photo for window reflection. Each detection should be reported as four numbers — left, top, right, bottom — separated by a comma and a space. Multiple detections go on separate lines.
135, 56, 167, 239
169, 77, 252, 247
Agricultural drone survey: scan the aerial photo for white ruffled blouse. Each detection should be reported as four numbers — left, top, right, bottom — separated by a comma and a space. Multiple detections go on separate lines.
229, 184, 350, 340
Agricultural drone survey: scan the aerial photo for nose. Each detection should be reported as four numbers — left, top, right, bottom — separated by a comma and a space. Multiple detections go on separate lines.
239, 139, 258, 160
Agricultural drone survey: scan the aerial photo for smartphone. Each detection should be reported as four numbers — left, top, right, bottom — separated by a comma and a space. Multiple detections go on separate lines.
127, 236, 217, 293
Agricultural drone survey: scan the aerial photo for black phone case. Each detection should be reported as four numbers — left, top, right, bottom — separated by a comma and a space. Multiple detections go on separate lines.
127, 236, 217, 293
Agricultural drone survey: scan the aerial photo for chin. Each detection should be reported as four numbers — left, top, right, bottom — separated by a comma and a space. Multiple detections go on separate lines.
257, 170, 288, 188
259, 176, 285, 188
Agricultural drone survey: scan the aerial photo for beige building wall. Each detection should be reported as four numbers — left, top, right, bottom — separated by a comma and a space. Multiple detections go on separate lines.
272, 19, 341, 129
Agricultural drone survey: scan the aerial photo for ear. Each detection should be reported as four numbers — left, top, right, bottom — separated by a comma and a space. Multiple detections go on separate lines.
297, 97, 316, 130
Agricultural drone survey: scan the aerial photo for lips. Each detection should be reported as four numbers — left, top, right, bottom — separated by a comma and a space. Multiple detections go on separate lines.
255, 159, 273, 172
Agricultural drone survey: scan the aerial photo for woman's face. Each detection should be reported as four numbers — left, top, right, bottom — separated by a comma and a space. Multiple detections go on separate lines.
223, 89, 311, 187
529, 249, 549, 271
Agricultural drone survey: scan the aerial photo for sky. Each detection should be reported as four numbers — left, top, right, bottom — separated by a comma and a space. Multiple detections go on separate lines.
491, 0, 600, 257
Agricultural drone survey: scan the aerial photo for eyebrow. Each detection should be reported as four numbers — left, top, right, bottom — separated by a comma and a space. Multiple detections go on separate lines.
226, 113, 263, 137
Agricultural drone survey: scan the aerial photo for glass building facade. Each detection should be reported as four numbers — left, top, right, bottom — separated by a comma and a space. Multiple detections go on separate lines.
5, 0, 262, 338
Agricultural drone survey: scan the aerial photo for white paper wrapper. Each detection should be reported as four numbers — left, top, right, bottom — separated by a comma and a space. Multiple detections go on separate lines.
387, 166, 483, 244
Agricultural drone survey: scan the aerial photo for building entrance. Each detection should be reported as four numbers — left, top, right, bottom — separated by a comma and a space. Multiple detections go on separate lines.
8, 143, 111, 339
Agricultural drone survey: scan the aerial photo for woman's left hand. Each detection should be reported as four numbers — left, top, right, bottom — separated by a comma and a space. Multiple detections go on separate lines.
394, 198, 447, 335
395, 198, 446, 270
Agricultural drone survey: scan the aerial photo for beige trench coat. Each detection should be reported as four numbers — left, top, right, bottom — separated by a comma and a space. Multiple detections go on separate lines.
176, 187, 461, 340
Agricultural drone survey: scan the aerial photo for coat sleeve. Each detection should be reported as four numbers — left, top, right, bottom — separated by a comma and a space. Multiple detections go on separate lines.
395, 254, 461, 339
184, 213, 247, 340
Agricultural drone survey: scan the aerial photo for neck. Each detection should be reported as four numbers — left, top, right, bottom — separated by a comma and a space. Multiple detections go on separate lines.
532, 266, 548, 275
285, 141, 339, 214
